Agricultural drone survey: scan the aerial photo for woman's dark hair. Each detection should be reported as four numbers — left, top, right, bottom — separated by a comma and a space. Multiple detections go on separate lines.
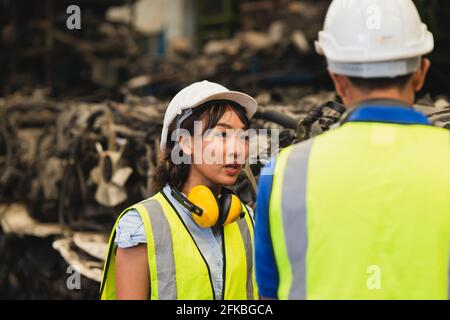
152, 100, 250, 192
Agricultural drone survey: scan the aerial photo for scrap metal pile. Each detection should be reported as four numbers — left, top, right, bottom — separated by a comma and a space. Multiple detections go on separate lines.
0, 0, 156, 99
127, 0, 331, 96
0, 89, 166, 227
0, 0, 332, 100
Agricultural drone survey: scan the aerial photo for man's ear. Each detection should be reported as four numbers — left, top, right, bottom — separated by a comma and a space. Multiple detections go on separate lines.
411, 58, 431, 92
328, 70, 350, 100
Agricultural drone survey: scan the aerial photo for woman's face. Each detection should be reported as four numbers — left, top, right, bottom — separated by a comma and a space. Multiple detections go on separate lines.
187, 107, 249, 188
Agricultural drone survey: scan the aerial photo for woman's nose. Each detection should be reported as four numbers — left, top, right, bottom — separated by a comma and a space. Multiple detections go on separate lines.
225, 134, 247, 162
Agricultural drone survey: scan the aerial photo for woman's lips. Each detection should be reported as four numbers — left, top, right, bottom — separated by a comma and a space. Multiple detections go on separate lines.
223, 163, 241, 175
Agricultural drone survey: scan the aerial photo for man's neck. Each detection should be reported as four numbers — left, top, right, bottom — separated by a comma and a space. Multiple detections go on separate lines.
348, 90, 414, 108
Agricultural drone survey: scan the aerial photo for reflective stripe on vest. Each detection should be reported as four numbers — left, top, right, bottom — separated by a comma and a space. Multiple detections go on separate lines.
269, 139, 313, 300
270, 122, 450, 299
100, 191, 258, 300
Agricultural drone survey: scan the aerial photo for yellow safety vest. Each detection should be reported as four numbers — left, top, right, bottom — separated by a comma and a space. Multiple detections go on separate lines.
269, 120, 450, 299
100, 190, 258, 300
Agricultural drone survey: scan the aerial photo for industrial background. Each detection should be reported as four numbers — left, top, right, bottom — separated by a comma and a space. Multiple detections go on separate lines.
0, 0, 449, 299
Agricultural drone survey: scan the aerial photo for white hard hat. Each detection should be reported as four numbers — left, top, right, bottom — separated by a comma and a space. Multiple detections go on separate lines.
160, 80, 258, 151
315, 0, 434, 78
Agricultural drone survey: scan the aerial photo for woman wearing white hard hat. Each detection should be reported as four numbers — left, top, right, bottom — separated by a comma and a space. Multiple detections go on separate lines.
100, 80, 259, 300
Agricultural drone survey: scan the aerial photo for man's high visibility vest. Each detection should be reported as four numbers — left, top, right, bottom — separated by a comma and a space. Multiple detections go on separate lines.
269, 106, 450, 299
100, 191, 258, 300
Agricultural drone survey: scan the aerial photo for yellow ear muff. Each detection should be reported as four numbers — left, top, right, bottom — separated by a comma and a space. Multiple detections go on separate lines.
187, 185, 219, 228
222, 194, 243, 225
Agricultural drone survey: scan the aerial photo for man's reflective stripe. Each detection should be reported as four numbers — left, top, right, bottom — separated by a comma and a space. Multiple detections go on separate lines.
237, 216, 254, 299
281, 139, 314, 299
141, 199, 177, 299
269, 147, 294, 299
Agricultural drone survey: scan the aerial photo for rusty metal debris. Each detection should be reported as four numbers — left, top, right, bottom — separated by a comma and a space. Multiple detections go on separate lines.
0, 0, 153, 99
90, 139, 133, 208
52, 232, 108, 283
0, 91, 167, 231
0, 203, 65, 237
123, 1, 332, 97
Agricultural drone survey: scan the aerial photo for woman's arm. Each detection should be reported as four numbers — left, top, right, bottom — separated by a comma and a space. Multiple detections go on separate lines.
116, 244, 150, 300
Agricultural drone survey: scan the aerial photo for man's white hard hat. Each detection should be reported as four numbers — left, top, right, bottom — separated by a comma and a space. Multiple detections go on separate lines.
160, 80, 258, 151
315, 0, 434, 78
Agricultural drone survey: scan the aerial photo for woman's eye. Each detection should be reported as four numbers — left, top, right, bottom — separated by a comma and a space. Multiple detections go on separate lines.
214, 131, 226, 138
210, 130, 249, 141
239, 134, 249, 141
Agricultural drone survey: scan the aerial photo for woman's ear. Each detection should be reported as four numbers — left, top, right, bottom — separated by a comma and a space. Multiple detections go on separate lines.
179, 135, 193, 156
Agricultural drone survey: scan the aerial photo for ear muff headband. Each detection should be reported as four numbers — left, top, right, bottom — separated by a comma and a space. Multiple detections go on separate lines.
217, 192, 231, 226
170, 186, 204, 216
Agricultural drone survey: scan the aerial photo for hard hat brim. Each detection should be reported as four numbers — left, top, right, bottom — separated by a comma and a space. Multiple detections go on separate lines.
189, 91, 258, 120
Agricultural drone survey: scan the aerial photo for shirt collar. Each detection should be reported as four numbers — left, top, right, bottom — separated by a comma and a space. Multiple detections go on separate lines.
346, 99, 430, 125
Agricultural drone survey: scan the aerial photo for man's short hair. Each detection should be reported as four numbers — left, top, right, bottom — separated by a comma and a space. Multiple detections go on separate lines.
347, 74, 413, 92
